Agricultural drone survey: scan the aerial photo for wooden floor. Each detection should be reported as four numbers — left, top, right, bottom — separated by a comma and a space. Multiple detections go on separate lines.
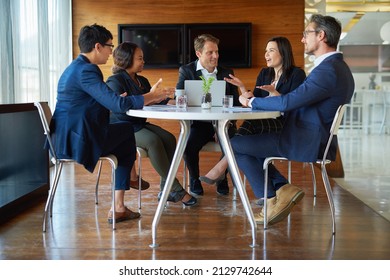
1, 153, 390, 260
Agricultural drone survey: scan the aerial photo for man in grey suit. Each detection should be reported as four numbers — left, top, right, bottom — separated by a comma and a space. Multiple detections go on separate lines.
176, 34, 240, 196
232, 14, 355, 225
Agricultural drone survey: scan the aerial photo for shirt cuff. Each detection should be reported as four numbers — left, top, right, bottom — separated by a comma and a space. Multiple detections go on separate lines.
248, 97, 254, 108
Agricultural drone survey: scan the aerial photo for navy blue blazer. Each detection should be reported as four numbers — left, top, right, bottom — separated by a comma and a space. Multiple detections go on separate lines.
251, 53, 355, 162
106, 71, 151, 132
51, 55, 144, 172
176, 60, 240, 106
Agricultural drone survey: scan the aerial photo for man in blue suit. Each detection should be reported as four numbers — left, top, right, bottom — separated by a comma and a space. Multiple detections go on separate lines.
232, 14, 355, 225
51, 24, 166, 224
176, 34, 240, 196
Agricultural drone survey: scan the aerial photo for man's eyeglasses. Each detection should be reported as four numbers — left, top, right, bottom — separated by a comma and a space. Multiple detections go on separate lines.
103, 43, 114, 49
302, 30, 318, 38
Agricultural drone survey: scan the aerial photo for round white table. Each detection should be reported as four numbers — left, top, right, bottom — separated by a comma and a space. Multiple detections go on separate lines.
128, 105, 280, 248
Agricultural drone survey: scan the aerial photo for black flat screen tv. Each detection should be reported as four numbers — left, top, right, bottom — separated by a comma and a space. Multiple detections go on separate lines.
118, 24, 184, 69
186, 23, 252, 68
118, 23, 252, 69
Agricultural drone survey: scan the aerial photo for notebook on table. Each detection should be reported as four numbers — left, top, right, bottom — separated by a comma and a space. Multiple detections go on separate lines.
184, 80, 227, 107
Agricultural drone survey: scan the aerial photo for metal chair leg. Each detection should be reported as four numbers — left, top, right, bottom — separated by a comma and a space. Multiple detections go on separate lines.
137, 152, 142, 210
263, 159, 271, 230
43, 162, 63, 232
321, 163, 336, 235
95, 160, 103, 204
309, 162, 317, 197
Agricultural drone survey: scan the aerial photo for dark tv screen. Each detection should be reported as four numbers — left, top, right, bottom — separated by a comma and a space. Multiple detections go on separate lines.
118, 24, 184, 69
187, 23, 252, 68
118, 23, 251, 69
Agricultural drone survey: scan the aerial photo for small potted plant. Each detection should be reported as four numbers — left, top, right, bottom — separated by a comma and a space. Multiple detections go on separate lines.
200, 76, 214, 109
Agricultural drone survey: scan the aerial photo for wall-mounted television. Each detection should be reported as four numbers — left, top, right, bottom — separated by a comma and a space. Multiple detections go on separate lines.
118, 23, 252, 69
186, 23, 252, 68
118, 24, 184, 69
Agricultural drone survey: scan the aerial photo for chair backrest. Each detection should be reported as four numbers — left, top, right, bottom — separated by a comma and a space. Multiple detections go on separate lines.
322, 104, 347, 162
34, 102, 58, 161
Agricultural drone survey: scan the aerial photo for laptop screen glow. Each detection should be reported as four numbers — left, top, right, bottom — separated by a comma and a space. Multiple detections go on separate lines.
184, 80, 226, 107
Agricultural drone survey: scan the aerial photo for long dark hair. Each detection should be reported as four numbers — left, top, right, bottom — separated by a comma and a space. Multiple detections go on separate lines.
266, 36, 296, 83
111, 42, 139, 74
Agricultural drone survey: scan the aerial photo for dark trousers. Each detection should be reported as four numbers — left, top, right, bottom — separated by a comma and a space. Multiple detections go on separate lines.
102, 121, 136, 191
184, 121, 215, 180
231, 132, 288, 198
184, 120, 237, 181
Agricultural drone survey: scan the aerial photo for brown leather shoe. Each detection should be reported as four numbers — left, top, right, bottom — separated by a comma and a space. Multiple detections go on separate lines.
107, 207, 141, 224
254, 212, 265, 224
130, 176, 150, 190
254, 197, 276, 224
255, 184, 305, 225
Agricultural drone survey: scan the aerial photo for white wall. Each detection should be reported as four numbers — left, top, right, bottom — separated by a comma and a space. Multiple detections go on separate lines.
352, 72, 390, 91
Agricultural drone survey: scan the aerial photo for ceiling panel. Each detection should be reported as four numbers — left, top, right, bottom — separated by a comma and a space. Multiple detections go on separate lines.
328, 12, 390, 45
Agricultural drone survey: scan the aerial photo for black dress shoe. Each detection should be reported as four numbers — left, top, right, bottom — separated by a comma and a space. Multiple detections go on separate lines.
216, 177, 229, 196
182, 196, 197, 206
189, 178, 204, 196
158, 189, 185, 202
157, 189, 197, 206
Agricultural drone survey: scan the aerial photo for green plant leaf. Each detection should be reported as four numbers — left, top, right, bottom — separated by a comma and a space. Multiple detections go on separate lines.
200, 76, 215, 94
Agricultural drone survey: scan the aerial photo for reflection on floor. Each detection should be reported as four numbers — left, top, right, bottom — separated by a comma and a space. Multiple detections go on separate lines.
336, 131, 390, 221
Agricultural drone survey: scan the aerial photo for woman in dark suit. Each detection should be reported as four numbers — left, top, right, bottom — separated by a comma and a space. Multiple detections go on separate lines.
51, 24, 167, 224
200, 37, 306, 193
106, 42, 197, 206
232, 14, 354, 225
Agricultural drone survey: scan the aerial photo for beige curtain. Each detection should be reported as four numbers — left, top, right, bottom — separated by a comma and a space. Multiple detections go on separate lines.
0, 0, 72, 109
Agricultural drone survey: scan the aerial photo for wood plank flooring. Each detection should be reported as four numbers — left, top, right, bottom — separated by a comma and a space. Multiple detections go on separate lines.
1, 153, 390, 260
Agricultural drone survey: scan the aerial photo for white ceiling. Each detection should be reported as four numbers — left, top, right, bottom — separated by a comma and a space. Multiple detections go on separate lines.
329, 12, 390, 45
305, 0, 390, 45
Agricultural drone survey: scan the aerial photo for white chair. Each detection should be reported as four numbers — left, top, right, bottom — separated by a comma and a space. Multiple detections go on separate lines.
262, 104, 347, 234
34, 102, 118, 232
95, 146, 146, 211
136, 147, 149, 210
340, 91, 363, 131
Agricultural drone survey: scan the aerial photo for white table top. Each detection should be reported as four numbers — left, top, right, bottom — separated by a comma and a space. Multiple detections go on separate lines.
126, 104, 280, 247
127, 105, 280, 120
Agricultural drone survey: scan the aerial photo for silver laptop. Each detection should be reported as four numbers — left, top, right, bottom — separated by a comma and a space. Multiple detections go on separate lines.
184, 80, 226, 107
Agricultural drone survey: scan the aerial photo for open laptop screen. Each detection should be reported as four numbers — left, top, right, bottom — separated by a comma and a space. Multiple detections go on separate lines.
184, 80, 226, 107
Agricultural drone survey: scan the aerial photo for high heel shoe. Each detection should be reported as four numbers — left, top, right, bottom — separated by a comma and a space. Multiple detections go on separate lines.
157, 189, 197, 206
181, 194, 197, 206
199, 174, 225, 185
